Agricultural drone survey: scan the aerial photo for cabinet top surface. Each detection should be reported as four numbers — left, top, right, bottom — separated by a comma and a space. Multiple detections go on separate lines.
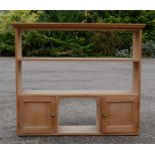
12, 23, 146, 30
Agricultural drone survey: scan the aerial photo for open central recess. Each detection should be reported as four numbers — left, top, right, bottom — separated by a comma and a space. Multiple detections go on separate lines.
22, 61, 133, 91
59, 98, 97, 126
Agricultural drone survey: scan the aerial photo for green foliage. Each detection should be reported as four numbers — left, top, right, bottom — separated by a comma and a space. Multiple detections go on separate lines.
0, 10, 155, 57
0, 10, 42, 56
91, 31, 132, 56
143, 40, 155, 57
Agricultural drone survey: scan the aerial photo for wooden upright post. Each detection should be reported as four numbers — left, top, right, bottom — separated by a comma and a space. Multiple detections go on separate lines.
15, 29, 22, 133
132, 30, 142, 94
132, 30, 142, 133
15, 29, 22, 94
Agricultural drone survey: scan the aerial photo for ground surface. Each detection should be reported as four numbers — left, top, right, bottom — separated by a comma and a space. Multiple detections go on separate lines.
0, 58, 155, 144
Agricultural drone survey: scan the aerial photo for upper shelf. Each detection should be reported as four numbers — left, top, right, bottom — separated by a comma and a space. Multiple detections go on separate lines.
12, 23, 146, 31
20, 90, 138, 96
19, 57, 139, 62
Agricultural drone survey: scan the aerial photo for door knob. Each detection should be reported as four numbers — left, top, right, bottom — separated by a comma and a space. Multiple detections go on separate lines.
102, 112, 108, 118
50, 113, 55, 117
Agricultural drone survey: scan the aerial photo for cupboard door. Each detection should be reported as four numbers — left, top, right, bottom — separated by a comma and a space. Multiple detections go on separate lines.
18, 96, 57, 134
101, 96, 139, 134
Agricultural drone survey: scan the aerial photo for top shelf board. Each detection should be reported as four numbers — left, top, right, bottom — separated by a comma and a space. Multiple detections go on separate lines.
12, 23, 146, 31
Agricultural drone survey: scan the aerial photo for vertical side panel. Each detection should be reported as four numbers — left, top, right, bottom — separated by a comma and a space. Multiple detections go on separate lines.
51, 97, 58, 133
15, 29, 22, 135
96, 97, 102, 132
133, 30, 142, 60
132, 30, 142, 93
101, 97, 108, 133
15, 29, 22, 94
132, 30, 142, 132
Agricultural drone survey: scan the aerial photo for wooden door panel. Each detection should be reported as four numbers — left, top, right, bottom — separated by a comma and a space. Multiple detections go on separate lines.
101, 96, 138, 134
23, 102, 51, 128
19, 96, 57, 134
107, 102, 133, 126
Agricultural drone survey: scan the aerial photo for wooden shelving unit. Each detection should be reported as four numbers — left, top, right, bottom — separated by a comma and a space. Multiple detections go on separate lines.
13, 23, 145, 136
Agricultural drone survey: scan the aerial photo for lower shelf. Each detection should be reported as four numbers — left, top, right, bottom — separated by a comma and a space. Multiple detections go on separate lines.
17, 125, 139, 136
58, 126, 99, 135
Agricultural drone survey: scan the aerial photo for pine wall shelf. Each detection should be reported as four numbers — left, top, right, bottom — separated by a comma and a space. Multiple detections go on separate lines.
13, 23, 145, 136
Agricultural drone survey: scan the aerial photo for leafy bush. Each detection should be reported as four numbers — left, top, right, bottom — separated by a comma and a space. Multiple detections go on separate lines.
116, 49, 131, 57
143, 40, 155, 57
0, 11, 42, 56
